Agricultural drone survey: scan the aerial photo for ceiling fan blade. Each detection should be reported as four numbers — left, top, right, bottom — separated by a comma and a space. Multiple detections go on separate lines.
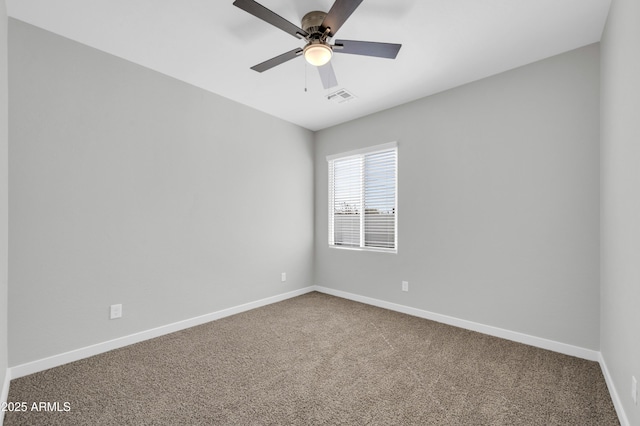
321, 0, 363, 37
317, 62, 339, 90
333, 40, 402, 59
233, 0, 308, 39
250, 48, 303, 73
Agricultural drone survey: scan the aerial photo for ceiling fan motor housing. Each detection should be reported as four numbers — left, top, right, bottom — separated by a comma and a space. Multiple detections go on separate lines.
301, 11, 328, 39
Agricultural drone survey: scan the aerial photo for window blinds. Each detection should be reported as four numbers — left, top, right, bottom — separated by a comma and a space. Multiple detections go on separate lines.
328, 142, 397, 251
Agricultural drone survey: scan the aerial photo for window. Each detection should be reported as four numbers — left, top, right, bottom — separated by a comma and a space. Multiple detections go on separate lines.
327, 142, 397, 252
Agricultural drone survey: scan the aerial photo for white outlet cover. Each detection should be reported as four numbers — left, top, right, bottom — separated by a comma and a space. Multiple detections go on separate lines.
281, 272, 286, 282
110, 304, 122, 319
402, 281, 409, 292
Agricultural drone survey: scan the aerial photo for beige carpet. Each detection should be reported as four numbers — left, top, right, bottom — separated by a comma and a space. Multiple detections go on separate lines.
5, 292, 619, 425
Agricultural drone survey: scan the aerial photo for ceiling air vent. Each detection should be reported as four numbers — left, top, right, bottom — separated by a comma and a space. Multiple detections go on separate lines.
327, 89, 356, 104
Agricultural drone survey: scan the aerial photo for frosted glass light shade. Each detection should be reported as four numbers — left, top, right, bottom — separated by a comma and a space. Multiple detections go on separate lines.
304, 43, 332, 66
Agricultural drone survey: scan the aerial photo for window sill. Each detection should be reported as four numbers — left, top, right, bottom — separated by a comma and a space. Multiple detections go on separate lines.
329, 245, 397, 254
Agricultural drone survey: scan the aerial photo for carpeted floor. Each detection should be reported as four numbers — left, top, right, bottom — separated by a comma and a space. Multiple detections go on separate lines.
5, 292, 619, 425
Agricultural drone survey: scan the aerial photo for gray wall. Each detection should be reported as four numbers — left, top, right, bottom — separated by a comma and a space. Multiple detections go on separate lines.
0, 0, 9, 398
315, 44, 601, 350
8, 20, 314, 366
601, 0, 640, 424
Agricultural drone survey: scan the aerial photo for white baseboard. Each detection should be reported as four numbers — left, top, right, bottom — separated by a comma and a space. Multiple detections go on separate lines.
314, 286, 600, 362
599, 353, 630, 426
1, 367, 11, 426
7, 285, 600, 379
9, 286, 315, 380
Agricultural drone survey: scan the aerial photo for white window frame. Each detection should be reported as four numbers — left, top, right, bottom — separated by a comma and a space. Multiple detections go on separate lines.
327, 141, 398, 253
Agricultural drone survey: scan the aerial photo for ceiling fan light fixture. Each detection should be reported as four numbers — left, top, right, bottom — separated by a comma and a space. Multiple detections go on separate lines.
303, 42, 332, 66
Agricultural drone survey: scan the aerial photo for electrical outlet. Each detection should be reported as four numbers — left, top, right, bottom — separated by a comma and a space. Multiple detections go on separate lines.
110, 304, 122, 320
632, 376, 638, 405
281, 272, 286, 282
402, 281, 409, 292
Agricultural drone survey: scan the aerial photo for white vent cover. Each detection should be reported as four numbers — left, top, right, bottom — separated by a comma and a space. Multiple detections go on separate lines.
327, 89, 357, 104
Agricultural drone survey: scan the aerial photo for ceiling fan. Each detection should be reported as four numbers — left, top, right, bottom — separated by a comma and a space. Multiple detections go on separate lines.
232, 0, 402, 89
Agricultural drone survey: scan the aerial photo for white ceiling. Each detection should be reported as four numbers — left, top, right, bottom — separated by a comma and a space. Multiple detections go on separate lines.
6, 0, 611, 131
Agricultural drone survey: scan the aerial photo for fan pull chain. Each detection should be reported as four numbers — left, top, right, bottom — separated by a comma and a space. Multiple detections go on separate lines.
304, 62, 308, 92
